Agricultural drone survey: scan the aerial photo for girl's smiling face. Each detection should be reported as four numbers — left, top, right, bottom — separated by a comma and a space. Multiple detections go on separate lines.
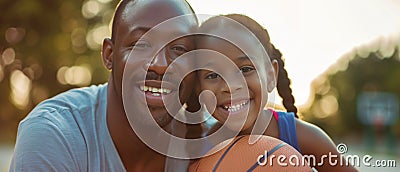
196, 22, 278, 131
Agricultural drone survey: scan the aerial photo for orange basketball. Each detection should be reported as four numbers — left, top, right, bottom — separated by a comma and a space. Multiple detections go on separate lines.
189, 135, 312, 172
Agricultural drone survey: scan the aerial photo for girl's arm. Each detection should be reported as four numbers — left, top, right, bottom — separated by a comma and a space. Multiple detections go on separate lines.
296, 120, 358, 172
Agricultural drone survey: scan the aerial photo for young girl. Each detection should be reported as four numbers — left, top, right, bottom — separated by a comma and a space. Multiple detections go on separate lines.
194, 14, 357, 172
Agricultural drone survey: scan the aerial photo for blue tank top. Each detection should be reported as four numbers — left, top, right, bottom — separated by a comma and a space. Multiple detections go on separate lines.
275, 111, 301, 153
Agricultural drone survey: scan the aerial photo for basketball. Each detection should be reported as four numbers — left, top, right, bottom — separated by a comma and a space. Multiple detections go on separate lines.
189, 135, 312, 172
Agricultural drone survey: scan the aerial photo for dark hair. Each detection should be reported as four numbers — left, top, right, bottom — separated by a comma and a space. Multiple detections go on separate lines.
222, 14, 299, 118
111, 0, 196, 43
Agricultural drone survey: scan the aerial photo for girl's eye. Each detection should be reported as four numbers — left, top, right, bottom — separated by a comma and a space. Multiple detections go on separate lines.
171, 45, 188, 54
240, 66, 255, 73
205, 72, 219, 79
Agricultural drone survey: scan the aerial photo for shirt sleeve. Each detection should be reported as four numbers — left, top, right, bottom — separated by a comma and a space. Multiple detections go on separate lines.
10, 112, 85, 172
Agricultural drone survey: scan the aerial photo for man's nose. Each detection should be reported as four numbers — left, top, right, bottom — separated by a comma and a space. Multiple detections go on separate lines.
147, 48, 168, 75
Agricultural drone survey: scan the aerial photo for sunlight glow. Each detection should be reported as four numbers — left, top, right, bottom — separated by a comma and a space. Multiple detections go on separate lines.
86, 25, 109, 50
319, 95, 339, 117
188, 0, 400, 106
57, 66, 69, 85
82, 0, 101, 19
10, 70, 31, 110
58, 65, 92, 86
2, 48, 15, 65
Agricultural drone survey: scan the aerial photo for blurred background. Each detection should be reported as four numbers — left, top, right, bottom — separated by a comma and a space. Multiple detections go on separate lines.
1, 0, 399, 171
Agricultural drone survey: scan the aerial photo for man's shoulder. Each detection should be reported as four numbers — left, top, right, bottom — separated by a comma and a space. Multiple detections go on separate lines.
22, 83, 108, 127
12, 83, 125, 171
47, 83, 108, 110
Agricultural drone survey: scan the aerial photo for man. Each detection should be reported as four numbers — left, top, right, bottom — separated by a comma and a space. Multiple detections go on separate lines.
11, 0, 199, 171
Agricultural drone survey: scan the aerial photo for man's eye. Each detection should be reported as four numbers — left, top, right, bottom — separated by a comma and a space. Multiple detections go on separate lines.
205, 72, 219, 79
132, 41, 151, 49
240, 66, 254, 73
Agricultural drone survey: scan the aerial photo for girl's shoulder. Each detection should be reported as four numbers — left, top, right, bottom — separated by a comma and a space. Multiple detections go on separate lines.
294, 119, 358, 171
295, 120, 340, 171
294, 119, 336, 152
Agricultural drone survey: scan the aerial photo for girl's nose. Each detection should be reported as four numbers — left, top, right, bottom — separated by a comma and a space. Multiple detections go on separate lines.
221, 79, 244, 93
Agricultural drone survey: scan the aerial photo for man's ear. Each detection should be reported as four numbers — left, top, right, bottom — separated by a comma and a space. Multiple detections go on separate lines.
267, 59, 279, 92
102, 38, 113, 70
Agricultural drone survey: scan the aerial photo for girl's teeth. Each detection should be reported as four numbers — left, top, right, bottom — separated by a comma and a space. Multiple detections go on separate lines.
224, 100, 249, 112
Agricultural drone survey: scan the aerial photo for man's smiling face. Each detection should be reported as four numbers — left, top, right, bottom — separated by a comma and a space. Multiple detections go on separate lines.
109, 0, 197, 127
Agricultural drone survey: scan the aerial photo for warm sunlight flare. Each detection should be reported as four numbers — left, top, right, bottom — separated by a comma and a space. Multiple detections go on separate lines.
10, 70, 31, 110
187, 0, 400, 106
57, 65, 92, 86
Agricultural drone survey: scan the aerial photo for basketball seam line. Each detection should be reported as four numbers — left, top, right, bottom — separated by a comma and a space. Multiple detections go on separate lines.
212, 135, 246, 172
247, 142, 287, 172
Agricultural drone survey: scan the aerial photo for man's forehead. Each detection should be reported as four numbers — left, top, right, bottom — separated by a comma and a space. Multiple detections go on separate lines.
120, 0, 196, 28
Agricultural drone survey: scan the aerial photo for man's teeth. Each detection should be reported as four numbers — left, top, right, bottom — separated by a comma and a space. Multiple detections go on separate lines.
140, 86, 171, 94
152, 93, 161, 97
224, 101, 249, 112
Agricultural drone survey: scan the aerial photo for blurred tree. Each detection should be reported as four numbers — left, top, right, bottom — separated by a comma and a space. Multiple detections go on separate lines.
0, 0, 119, 143
302, 43, 400, 138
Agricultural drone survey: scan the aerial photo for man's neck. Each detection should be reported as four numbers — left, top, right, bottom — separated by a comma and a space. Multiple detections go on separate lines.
106, 78, 166, 171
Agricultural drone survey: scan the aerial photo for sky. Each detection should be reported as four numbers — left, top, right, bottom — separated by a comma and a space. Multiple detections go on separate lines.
187, 0, 400, 107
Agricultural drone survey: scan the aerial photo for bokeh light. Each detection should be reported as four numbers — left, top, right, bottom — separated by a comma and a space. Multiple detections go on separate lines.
2, 48, 16, 65
22, 67, 34, 80
82, 0, 102, 19
30, 64, 43, 80
86, 25, 109, 50
10, 70, 32, 110
313, 76, 330, 96
5, 27, 25, 45
57, 65, 92, 86
319, 95, 339, 118
57, 66, 69, 85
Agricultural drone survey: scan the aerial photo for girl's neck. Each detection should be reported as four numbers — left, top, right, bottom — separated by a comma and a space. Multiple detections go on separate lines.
239, 109, 275, 136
